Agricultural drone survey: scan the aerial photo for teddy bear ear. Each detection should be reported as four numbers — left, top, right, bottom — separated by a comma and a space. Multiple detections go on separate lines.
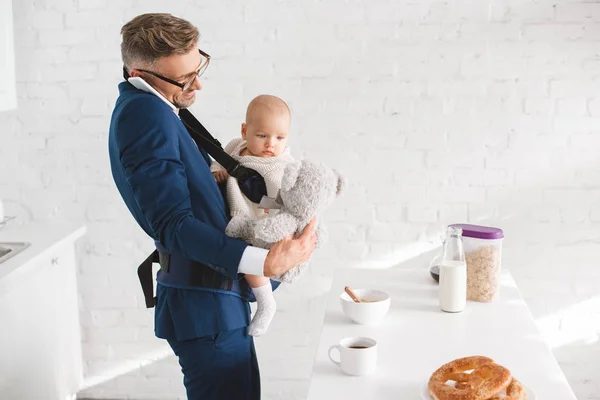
281, 160, 303, 191
333, 169, 347, 197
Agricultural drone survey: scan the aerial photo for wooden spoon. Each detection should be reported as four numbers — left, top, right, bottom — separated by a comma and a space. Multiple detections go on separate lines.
344, 286, 362, 303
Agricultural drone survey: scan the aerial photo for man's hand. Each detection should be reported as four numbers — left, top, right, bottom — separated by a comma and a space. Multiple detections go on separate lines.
213, 170, 229, 183
263, 217, 318, 277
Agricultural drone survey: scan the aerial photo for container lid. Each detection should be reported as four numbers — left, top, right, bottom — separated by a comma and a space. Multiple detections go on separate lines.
448, 223, 504, 240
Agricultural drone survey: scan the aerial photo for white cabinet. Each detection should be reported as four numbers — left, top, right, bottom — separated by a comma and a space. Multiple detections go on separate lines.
0, 224, 86, 400
0, 0, 17, 111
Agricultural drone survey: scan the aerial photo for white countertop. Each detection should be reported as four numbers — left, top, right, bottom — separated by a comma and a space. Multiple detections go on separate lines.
0, 220, 86, 289
307, 267, 577, 400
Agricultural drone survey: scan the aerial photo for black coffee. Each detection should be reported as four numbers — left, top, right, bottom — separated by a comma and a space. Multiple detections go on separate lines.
349, 345, 369, 349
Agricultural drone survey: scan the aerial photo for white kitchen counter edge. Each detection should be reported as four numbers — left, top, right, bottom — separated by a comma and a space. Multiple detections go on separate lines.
0, 221, 86, 292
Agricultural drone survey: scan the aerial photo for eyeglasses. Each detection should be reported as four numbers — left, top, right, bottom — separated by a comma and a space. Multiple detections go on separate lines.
137, 49, 210, 91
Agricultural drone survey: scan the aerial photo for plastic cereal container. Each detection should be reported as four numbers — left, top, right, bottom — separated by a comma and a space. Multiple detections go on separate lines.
449, 224, 504, 303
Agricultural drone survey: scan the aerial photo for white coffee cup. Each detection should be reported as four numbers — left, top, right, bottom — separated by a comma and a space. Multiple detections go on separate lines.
328, 336, 377, 376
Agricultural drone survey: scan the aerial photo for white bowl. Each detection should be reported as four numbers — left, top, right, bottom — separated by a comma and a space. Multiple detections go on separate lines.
340, 289, 391, 325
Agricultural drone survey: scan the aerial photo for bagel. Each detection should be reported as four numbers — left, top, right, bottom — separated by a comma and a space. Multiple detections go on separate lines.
490, 378, 526, 400
427, 356, 517, 400
428, 356, 494, 400
468, 363, 512, 399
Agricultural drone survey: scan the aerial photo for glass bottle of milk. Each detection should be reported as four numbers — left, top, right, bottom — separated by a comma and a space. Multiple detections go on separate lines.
439, 226, 467, 313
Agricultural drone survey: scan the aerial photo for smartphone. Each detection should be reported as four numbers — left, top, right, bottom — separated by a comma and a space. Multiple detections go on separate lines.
127, 76, 176, 110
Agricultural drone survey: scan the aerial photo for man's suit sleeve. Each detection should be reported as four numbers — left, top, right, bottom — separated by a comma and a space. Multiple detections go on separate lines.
117, 97, 247, 280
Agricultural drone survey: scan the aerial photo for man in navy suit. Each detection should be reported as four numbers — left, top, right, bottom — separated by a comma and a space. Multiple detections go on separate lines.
108, 13, 317, 400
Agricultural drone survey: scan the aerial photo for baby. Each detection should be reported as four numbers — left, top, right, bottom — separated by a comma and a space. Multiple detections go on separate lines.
211, 94, 295, 336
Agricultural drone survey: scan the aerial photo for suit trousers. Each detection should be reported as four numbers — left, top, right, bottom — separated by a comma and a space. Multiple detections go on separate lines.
168, 327, 260, 400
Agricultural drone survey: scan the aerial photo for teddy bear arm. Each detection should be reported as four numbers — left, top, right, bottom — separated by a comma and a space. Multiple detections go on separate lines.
225, 214, 254, 241
254, 212, 298, 243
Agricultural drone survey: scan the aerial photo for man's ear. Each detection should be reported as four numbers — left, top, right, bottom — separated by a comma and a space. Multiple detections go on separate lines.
129, 69, 143, 78
241, 123, 247, 140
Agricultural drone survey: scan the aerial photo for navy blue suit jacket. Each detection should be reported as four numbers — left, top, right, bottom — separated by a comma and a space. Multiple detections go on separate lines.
109, 81, 261, 340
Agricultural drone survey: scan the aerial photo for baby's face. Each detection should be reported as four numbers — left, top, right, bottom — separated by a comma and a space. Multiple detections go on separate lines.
242, 111, 290, 157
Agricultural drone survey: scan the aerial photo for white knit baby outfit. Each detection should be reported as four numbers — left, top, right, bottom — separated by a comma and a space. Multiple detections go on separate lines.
211, 138, 295, 218
211, 137, 295, 336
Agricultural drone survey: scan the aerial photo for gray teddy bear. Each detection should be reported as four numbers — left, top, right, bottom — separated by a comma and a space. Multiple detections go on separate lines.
225, 159, 346, 283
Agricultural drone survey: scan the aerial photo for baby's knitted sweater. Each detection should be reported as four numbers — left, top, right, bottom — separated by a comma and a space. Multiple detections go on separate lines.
211, 138, 295, 218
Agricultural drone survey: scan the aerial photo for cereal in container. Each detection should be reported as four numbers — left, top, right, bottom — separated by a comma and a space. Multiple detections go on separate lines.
448, 224, 504, 303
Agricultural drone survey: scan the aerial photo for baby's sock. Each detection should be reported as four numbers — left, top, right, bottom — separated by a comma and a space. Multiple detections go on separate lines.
248, 282, 277, 337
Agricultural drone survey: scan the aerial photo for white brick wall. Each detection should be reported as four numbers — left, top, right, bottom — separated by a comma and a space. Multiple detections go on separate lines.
0, 0, 599, 399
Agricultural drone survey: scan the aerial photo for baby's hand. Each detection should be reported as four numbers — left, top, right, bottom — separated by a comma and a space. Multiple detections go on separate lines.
213, 170, 229, 183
